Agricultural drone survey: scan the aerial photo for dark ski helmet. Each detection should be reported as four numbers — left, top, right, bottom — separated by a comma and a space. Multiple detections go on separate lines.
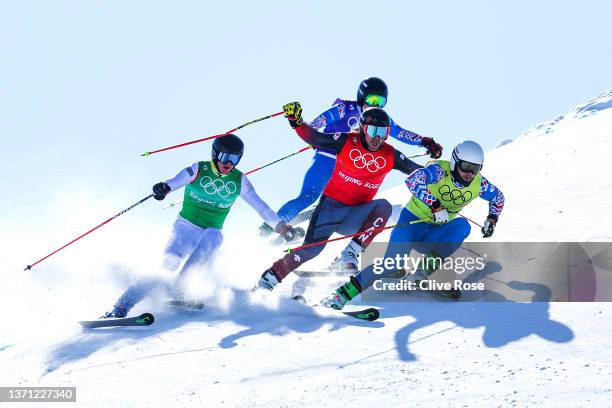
359, 107, 391, 128
212, 134, 244, 167
358, 107, 391, 150
357, 77, 388, 107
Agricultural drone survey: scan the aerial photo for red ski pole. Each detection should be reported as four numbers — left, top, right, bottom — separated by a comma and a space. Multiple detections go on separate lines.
162, 145, 313, 209
24, 194, 154, 271
246, 145, 312, 175
284, 218, 427, 253
141, 111, 284, 157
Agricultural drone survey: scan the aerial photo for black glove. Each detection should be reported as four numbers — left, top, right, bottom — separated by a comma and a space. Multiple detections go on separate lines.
275, 221, 301, 242
481, 214, 498, 238
282, 102, 303, 128
421, 137, 443, 159
152, 182, 171, 201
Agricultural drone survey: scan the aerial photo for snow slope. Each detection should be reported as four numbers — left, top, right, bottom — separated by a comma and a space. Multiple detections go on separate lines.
1, 93, 612, 407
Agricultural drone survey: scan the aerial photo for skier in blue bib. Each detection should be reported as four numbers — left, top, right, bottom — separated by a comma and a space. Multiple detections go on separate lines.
260, 77, 443, 237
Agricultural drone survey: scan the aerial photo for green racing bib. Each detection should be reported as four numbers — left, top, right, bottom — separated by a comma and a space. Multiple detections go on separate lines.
406, 160, 481, 223
179, 161, 242, 229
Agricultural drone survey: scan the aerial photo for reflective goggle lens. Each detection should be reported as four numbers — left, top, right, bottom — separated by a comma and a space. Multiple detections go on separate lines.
458, 160, 482, 174
216, 152, 242, 165
364, 94, 387, 108
364, 124, 390, 139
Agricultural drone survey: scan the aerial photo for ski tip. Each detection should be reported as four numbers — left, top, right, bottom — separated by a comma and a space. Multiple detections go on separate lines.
344, 307, 380, 322
78, 312, 155, 329
135, 313, 155, 326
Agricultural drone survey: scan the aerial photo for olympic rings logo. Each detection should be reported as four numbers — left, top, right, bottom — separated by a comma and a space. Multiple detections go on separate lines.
199, 176, 237, 198
349, 149, 387, 173
347, 116, 359, 130
438, 185, 472, 205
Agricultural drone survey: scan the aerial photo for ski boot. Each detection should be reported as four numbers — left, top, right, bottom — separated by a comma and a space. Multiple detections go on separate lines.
253, 269, 281, 292
320, 276, 363, 311
405, 267, 434, 283
258, 222, 274, 237
329, 242, 361, 273
100, 303, 128, 319
271, 226, 306, 246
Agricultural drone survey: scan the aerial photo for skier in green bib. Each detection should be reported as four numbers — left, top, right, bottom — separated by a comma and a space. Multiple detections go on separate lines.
320, 140, 505, 310
102, 134, 299, 318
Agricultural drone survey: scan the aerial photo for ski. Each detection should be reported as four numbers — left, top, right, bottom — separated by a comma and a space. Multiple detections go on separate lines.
290, 208, 315, 225
165, 300, 205, 310
79, 313, 155, 328
429, 288, 462, 300
339, 307, 380, 321
291, 295, 380, 322
294, 269, 353, 277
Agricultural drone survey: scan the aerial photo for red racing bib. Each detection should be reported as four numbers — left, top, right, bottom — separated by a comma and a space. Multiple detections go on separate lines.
323, 134, 395, 205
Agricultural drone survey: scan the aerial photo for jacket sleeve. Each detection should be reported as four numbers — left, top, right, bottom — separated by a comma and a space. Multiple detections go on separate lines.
309, 100, 348, 131
392, 148, 422, 175
239, 174, 281, 227
404, 162, 445, 208
165, 162, 199, 191
479, 176, 505, 219
293, 122, 348, 153
388, 117, 425, 146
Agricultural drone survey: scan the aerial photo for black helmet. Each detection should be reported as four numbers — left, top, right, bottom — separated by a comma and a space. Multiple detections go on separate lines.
211, 134, 244, 167
356, 77, 388, 107
359, 107, 390, 128
358, 108, 391, 151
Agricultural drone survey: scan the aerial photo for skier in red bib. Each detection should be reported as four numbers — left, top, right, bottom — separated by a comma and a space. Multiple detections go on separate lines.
255, 102, 422, 291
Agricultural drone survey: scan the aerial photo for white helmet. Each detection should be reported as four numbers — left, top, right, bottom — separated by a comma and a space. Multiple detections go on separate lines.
450, 140, 484, 186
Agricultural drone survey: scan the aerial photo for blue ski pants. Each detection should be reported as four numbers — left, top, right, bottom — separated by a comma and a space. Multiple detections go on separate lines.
356, 207, 471, 289
276, 152, 336, 222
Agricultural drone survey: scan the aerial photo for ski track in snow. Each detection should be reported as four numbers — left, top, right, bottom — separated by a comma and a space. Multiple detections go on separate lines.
2, 94, 612, 406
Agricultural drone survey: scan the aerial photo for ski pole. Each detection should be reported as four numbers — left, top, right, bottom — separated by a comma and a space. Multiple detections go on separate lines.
284, 218, 427, 253
141, 111, 284, 157
162, 145, 313, 209
459, 214, 483, 228
245, 145, 312, 175
24, 194, 154, 271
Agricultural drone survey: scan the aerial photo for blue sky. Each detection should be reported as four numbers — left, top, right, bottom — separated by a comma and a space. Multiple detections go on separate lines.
2, 1, 611, 239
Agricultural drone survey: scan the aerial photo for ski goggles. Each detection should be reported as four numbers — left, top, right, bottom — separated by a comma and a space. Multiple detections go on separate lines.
457, 160, 482, 174
215, 152, 242, 165
364, 94, 387, 108
363, 124, 390, 139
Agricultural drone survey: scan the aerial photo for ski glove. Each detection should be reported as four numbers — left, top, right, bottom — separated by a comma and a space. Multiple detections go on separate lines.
421, 137, 443, 159
283, 102, 303, 128
432, 208, 449, 223
275, 221, 300, 242
481, 214, 498, 238
152, 182, 171, 201
430, 200, 449, 223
